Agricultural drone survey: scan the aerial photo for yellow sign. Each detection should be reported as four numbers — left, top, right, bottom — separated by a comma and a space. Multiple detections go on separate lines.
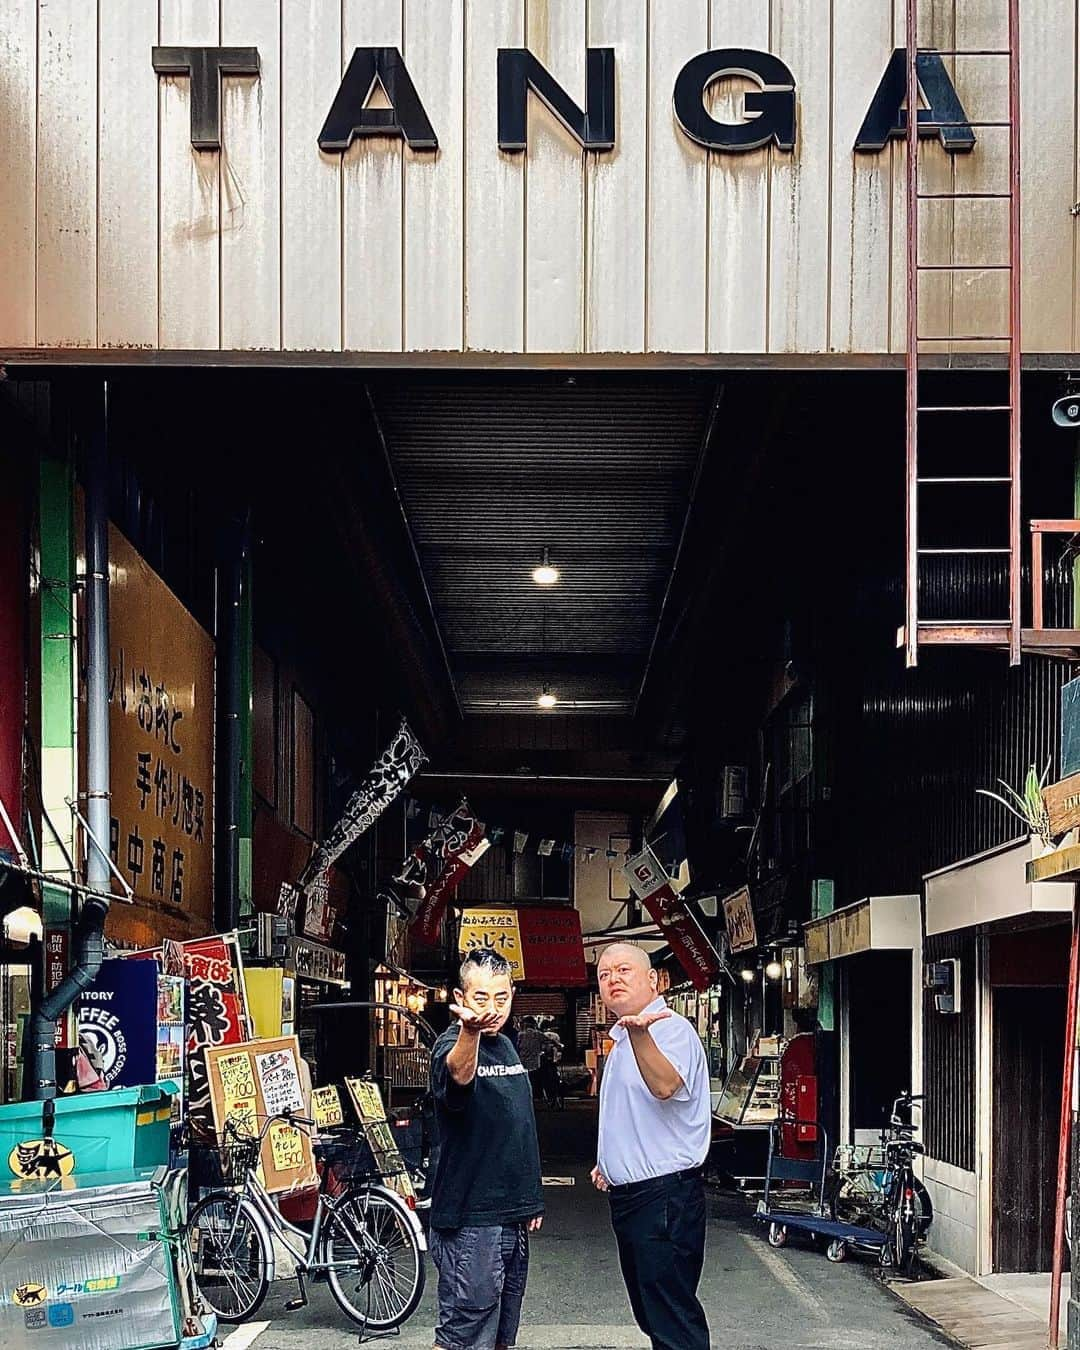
311, 1085, 344, 1129
218, 1051, 257, 1111
13, 1283, 47, 1307
268, 1122, 306, 1173
345, 1078, 387, 1124
458, 909, 524, 979
8, 1139, 75, 1181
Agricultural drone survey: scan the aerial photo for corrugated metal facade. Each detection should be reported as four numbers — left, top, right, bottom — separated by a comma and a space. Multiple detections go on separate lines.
2, 0, 1078, 357
923, 931, 977, 1172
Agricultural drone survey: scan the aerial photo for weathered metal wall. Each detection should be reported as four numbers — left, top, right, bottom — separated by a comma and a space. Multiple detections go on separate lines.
0, 0, 1076, 358
923, 930, 977, 1171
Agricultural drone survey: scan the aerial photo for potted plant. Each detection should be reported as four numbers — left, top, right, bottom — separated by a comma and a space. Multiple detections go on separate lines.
977, 761, 1055, 853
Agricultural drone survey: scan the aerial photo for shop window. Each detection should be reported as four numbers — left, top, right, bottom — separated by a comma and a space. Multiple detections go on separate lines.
291, 690, 315, 839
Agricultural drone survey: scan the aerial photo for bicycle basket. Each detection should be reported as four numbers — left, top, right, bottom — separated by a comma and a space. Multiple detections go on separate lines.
188, 1134, 262, 1189
833, 1143, 885, 1175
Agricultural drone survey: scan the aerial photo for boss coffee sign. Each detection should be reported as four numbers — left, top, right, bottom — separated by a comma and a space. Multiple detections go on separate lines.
154, 43, 976, 158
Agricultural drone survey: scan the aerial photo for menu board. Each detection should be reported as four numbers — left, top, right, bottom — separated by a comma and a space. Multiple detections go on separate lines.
344, 1078, 415, 1200
206, 1036, 316, 1194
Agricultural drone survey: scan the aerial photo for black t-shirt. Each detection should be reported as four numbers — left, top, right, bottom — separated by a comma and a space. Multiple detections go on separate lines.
429, 1024, 544, 1230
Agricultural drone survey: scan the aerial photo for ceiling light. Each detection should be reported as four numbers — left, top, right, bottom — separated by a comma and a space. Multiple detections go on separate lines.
765, 960, 784, 981
532, 547, 560, 586
740, 968, 756, 984
537, 687, 557, 710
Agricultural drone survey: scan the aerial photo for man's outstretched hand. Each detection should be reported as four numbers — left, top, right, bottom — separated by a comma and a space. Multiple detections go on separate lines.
615, 1010, 672, 1033
449, 1003, 502, 1034
590, 1165, 610, 1192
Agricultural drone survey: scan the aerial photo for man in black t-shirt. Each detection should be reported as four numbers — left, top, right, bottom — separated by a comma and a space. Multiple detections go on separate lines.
429, 949, 544, 1350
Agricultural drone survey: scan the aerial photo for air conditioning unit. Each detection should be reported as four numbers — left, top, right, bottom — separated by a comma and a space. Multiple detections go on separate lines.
925, 958, 961, 1015
721, 766, 748, 819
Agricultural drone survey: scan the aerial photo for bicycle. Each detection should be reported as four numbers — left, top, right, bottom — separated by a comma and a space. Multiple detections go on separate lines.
827, 1090, 932, 1273
185, 1109, 427, 1332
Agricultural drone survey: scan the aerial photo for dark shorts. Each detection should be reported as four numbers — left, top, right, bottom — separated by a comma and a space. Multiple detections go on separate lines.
430, 1223, 530, 1350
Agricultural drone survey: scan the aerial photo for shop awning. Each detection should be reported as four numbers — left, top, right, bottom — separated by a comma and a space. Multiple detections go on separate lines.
924, 837, 1074, 937
804, 894, 920, 965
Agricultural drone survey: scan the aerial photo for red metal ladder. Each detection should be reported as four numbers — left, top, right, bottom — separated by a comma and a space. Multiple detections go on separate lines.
903, 0, 1021, 667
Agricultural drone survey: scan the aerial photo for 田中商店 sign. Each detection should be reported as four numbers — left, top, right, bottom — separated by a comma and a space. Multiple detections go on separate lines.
79, 512, 215, 944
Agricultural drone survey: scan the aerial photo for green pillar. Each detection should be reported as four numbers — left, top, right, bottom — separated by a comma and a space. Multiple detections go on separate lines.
812, 878, 836, 1032
38, 456, 77, 927
237, 546, 254, 923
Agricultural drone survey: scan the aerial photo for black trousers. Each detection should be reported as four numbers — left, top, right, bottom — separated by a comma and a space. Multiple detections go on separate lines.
608, 1169, 710, 1350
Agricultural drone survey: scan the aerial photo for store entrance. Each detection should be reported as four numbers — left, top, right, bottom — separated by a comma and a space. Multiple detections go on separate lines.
845, 952, 912, 1145
992, 985, 1065, 1273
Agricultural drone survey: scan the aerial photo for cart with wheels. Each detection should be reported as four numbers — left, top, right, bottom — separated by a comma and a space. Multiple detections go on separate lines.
753, 1121, 891, 1266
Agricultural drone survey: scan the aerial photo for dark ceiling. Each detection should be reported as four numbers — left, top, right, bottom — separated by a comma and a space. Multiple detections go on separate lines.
369, 375, 718, 718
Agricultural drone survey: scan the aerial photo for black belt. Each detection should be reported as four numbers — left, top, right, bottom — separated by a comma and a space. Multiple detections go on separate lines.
608, 1167, 703, 1197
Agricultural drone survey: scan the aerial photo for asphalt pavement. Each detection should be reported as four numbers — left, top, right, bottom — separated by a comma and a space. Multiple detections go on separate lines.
223, 1102, 955, 1350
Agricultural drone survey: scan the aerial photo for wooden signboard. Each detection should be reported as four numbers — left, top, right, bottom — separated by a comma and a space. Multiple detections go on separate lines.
344, 1078, 415, 1200
722, 887, 758, 955
1044, 772, 1080, 837
206, 1036, 316, 1194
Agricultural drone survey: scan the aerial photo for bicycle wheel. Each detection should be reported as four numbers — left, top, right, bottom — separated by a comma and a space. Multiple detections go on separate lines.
911, 1178, 934, 1237
322, 1186, 425, 1331
188, 1190, 272, 1323
893, 1204, 917, 1275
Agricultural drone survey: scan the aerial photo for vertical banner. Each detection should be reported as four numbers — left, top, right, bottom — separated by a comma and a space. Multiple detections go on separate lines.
623, 847, 721, 992
297, 719, 426, 889
408, 803, 490, 944
179, 935, 249, 1135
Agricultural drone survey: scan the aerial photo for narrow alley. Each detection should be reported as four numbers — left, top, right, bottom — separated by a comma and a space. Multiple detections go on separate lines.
247, 1106, 951, 1350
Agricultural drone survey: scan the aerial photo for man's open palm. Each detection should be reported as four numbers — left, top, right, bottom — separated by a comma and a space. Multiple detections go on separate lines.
615, 1010, 672, 1032
450, 1003, 502, 1033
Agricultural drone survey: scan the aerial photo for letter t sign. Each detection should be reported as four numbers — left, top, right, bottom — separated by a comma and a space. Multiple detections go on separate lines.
152, 47, 261, 150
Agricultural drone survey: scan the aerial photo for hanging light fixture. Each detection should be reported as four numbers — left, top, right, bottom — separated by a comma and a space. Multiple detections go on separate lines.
532, 547, 560, 586
740, 968, 756, 984
537, 686, 557, 710
765, 960, 783, 981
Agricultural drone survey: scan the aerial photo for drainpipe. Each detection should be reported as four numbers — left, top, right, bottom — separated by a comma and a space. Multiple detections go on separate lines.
29, 383, 111, 1099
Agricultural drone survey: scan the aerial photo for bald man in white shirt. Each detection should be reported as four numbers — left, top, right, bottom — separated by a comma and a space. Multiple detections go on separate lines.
591, 943, 711, 1350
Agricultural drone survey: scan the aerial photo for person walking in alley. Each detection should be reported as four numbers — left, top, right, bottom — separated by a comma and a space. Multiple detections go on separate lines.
429, 949, 544, 1350
515, 1015, 546, 1100
591, 942, 711, 1350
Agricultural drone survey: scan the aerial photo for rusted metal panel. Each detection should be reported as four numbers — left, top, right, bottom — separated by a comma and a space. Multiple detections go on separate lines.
222, 0, 282, 351
923, 931, 977, 1172
159, 0, 221, 350
36, 0, 96, 346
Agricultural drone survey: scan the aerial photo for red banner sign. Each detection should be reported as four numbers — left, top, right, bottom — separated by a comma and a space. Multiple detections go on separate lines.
623, 847, 721, 992
407, 803, 490, 944
516, 907, 588, 987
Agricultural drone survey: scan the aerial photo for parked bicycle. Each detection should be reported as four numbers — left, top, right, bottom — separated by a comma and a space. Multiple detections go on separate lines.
827, 1090, 933, 1272
185, 1108, 426, 1332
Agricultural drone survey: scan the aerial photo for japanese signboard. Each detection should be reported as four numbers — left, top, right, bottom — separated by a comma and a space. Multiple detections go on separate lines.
344, 1078, 415, 1200
721, 887, 758, 954
178, 934, 250, 1134
623, 847, 722, 992
78, 509, 215, 945
206, 1036, 316, 1194
457, 907, 588, 986
286, 937, 347, 984
1044, 771, 1080, 837
459, 909, 524, 978
408, 803, 491, 944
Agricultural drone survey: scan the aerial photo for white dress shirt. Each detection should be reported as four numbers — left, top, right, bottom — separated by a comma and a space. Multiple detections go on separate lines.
597, 996, 711, 1187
